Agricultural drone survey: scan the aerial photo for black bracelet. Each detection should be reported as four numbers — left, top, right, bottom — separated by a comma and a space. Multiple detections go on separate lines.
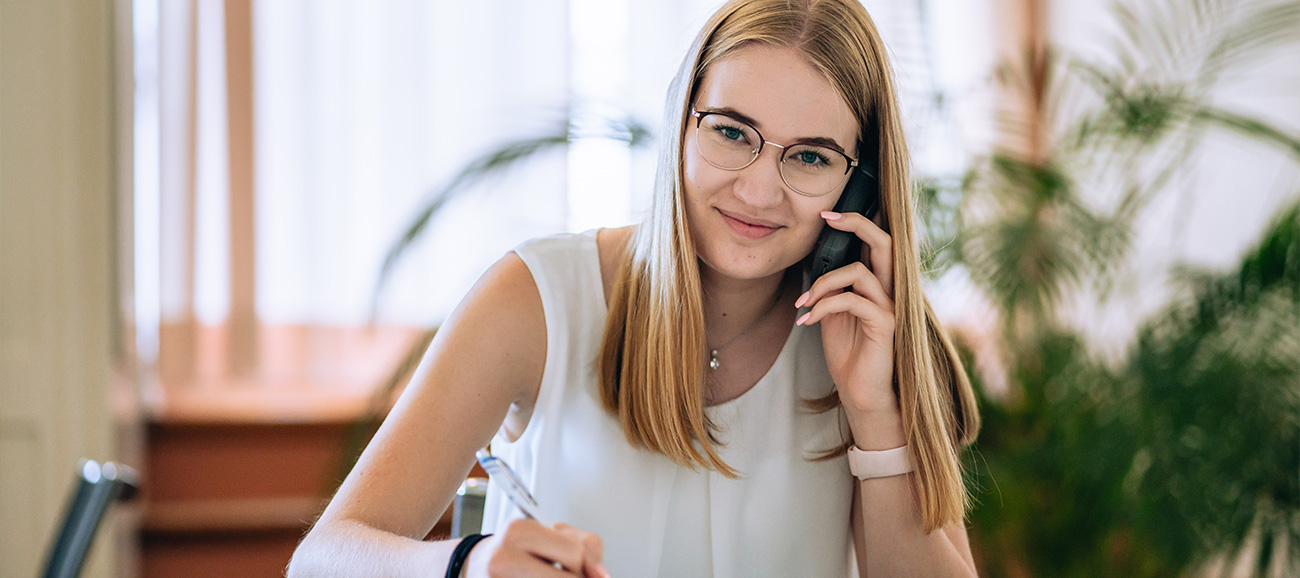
445, 533, 492, 578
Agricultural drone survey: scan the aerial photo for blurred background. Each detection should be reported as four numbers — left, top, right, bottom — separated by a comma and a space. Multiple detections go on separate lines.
1, 0, 1297, 576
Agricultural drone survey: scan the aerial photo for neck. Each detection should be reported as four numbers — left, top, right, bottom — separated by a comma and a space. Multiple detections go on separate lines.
699, 264, 795, 344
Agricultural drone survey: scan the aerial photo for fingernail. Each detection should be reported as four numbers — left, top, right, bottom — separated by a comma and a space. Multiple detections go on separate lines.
597, 562, 611, 578
796, 312, 811, 326
821, 211, 842, 221
795, 291, 809, 308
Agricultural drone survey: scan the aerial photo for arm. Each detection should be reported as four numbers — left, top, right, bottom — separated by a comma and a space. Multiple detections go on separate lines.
797, 210, 977, 577
288, 253, 602, 577
848, 409, 977, 578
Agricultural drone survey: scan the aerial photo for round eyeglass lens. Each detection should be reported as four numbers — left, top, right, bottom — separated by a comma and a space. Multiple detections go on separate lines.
697, 114, 762, 169
696, 113, 851, 196
779, 145, 851, 196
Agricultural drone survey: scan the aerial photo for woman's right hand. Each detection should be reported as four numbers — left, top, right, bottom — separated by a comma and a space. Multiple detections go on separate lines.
463, 519, 610, 578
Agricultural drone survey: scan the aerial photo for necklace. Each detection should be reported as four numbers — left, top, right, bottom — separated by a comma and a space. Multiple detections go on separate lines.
707, 289, 786, 371
708, 334, 745, 371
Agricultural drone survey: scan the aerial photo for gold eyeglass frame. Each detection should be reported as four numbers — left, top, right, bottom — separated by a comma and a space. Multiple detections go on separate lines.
690, 108, 858, 197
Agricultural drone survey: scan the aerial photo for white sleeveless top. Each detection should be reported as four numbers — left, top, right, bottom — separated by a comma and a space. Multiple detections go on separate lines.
482, 230, 856, 578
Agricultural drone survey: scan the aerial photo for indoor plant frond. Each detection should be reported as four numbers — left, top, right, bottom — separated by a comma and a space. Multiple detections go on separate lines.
959, 0, 1300, 336
1122, 199, 1300, 571
370, 110, 653, 317
957, 1, 1300, 576
336, 110, 653, 487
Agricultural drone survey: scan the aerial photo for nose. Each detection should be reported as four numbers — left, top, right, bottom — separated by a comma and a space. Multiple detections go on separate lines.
731, 142, 788, 208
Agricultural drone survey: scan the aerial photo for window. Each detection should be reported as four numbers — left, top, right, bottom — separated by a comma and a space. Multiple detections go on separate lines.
132, 0, 729, 415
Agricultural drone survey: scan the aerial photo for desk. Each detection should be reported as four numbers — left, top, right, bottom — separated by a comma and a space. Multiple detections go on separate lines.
141, 388, 481, 576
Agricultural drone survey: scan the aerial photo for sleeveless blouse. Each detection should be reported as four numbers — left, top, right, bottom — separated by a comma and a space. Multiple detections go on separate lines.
481, 229, 856, 578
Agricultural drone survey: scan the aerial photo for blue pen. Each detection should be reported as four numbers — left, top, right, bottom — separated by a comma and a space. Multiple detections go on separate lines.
475, 449, 553, 526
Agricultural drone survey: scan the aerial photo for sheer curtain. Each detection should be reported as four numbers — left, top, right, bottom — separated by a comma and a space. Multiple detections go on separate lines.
138, 0, 986, 385
238, 0, 723, 328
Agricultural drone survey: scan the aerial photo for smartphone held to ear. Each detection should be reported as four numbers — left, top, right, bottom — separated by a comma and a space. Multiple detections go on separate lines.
811, 163, 880, 282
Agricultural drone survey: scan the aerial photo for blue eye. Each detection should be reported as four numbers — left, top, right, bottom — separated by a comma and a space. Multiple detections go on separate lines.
719, 126, 744, 141
796, 150, 830, 166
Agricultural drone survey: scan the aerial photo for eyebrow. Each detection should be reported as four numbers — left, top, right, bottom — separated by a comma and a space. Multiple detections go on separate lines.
697, 106, 854, 158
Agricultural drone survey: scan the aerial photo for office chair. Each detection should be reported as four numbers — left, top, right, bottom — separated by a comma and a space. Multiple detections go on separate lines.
41, 459, 140, 578
452, 477, 488, 539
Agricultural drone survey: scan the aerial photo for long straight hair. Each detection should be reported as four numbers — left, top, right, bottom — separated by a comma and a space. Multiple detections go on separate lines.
598, 0, 979, 532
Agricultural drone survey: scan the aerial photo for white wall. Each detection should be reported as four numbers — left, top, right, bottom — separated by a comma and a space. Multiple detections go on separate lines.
0, 1, 136, 576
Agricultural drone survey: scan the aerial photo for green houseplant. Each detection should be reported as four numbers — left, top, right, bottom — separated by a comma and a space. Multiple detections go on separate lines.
934, 0, 1300, 575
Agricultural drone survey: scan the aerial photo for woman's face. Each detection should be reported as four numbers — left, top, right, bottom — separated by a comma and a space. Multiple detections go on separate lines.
684, 44, 860, 283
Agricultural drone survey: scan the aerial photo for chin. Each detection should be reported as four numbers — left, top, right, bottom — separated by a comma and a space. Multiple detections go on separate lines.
686, 204, 817, 280
698, 238, 807, 281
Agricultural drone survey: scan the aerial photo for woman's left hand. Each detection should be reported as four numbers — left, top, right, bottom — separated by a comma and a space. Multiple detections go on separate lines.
795, 210, 898, 421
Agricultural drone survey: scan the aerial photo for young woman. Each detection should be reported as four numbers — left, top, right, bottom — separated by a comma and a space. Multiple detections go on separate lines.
289, 1, 980, 576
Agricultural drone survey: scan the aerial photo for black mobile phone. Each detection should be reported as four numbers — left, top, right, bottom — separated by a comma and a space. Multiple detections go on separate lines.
810, 163, 880, 283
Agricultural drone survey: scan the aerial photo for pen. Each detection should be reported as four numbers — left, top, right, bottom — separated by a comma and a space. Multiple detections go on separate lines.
475, 449, 553, 526
475, 449, 610, 576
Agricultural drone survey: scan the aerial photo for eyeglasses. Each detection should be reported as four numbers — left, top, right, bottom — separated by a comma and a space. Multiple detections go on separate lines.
690, 108, 858, 197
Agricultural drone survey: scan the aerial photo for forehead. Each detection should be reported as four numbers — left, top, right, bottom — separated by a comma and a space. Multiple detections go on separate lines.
694, 44, 859, 153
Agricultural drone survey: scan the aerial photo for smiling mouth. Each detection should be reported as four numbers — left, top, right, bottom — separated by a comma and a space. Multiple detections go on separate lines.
718, 209, 781, 239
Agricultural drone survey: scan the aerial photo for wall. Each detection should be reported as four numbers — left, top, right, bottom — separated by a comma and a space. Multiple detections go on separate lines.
0, 1, 136, 577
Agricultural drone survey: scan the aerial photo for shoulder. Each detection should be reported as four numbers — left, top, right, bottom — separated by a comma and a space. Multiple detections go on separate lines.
451, 226, 630, 403
466, 251, 543, 323
431, 250, 545, 407
452, 226, 629, 393
478, 226, 629, 342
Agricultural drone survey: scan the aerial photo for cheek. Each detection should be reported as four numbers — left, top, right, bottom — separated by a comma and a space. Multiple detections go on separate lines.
798, 195, 838, 224
682, 143, 710, 191
682, 147, 730, 207
793, 197, 839, 242
682, 154, 703, 194
681, 154, 713, 229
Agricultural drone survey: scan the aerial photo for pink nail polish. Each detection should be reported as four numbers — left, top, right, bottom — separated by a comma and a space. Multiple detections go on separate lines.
821, 211, 842, 221
795, 292, 809, 308
796, 312, 811, 325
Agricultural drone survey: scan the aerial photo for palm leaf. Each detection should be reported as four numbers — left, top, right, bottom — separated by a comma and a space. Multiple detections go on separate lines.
334, 113, 652, 488
1201, 0, 1300, 87
949, 2, 1300, 575
369, 113, 653, 318
1193, 107, 1300, 158
959, 0, 1300, 333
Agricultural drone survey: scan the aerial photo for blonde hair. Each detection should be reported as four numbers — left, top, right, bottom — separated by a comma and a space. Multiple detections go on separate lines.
599, 0, 979, 531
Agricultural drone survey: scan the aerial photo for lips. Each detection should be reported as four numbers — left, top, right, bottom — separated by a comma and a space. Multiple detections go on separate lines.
718, 209, 781, 239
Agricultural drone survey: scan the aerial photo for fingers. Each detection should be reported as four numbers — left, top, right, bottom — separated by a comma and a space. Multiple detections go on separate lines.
797, 261, 891, 311
796, 291, 894, 333
554, 524, 609, 578
821, 210, 893, 297
489, 519, 606, 577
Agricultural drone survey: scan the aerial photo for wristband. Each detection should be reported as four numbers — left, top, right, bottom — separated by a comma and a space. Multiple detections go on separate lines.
445, 533, 492, 578
848, 445, 913, 479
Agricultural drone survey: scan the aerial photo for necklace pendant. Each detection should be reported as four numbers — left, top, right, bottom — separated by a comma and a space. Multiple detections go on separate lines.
709, 349, 720, 371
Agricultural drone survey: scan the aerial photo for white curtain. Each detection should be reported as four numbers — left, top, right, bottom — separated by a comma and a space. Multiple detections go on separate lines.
145, 0, 986, 330
252, 0, 728, 326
